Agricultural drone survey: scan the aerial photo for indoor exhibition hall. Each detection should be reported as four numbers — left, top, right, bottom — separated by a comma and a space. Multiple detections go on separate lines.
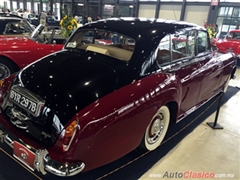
0, 0, 240, 179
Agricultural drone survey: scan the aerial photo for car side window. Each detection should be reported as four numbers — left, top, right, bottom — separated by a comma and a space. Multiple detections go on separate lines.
186, 30, 196, 56
171, 33, 188, 60
156, 29, 196, 67
4, 20, 32, 34
172, 30, 195, 58
197, 31, 208, 54
226, 32, 240, 39
156, 34, 171, 65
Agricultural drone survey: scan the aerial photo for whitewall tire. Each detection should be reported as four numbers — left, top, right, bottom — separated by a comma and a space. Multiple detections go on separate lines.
138, 105, 170, 153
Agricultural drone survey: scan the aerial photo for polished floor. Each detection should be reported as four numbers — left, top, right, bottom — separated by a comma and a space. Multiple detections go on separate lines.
140, 68, 240, 180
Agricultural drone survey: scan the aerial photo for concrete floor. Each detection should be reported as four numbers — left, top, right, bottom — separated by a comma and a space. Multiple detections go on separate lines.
140, 68, 240, 180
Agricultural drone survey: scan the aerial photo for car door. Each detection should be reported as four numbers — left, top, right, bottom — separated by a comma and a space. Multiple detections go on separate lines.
196, 30, 223, 103
157, 29, 202, 119
36, 43, 62, 57
172, 30, 203, 117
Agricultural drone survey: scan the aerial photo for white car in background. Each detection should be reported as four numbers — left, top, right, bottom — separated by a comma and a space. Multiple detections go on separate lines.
74, 15, 83, 27
10, 9, 24, 17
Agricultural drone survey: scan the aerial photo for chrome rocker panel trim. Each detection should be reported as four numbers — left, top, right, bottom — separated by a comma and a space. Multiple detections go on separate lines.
0, 128, 85, 177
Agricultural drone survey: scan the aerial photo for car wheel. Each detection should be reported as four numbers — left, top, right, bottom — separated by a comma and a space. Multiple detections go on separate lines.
223, 75, 230, 93
138, 105, 170, 153
0, 57, 19, 80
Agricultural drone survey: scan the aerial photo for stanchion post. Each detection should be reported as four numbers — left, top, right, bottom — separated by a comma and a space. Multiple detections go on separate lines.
206, 92, 224, 129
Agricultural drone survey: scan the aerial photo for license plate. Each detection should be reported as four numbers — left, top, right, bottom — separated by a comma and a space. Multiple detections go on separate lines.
9, 86, 45, 117
13, 141, 36, 171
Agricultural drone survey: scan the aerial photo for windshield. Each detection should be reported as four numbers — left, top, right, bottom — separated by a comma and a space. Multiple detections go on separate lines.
3, 19, 33, 35
30, 24, 44, 39
65, 29, 135, 61
28, 13, 35, 18
226, 32, 240, 39
47, 16, 57, 21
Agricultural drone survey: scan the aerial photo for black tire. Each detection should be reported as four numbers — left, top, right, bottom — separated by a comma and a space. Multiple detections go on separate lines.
137, 105, 170, 153
0, 57, 19, 80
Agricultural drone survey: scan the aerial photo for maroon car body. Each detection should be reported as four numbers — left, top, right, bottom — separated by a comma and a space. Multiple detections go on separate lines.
0, 18, 237, 177
0, 24, 64, 79
216, 29, 240, 56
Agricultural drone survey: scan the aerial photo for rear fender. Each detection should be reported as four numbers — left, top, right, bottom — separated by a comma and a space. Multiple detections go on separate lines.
63, 74, 182, 171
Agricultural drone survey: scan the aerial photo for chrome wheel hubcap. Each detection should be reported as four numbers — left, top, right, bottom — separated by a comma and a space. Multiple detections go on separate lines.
147, 112, 165, 144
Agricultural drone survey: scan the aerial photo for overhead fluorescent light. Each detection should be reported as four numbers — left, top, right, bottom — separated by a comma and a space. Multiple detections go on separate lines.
129, 5, 133, 8
104, 4, 114, 7
78, 3, 84, 6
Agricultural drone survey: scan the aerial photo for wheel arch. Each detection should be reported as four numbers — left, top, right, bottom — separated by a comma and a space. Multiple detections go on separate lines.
0, 55, 20, 79
0, 55, 20, 70
165, 101, 178, 126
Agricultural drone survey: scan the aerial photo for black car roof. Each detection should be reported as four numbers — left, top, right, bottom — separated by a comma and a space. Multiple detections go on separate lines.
81, 17, 202, 37
76, 18, 206, 66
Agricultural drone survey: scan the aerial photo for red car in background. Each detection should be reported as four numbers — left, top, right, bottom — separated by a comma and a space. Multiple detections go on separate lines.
215, 29, 240, 57
0, 24, 64, 79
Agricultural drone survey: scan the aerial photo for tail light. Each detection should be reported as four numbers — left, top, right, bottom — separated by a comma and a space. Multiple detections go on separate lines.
0, 80, 4, 90
60, 119, 79, 152
0, 74, 16, 100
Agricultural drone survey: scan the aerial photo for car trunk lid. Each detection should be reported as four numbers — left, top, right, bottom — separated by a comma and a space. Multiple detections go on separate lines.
1, 50, 117, 147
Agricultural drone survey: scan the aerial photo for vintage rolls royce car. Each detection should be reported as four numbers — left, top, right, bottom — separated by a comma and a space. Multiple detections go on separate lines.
0, 18, 237, 176
0, 24, 64, 79
215, 29, 240, 56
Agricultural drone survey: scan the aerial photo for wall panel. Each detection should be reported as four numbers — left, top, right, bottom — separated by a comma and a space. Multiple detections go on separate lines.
159, 5, 181, 20
184, 5, 209, 26
138, 4, 156, 18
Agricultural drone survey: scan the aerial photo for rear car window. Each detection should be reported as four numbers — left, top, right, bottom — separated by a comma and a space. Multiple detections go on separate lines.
66, 29, 136, 61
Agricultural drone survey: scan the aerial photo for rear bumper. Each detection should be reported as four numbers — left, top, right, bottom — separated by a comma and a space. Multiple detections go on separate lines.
0, 125, 85, 177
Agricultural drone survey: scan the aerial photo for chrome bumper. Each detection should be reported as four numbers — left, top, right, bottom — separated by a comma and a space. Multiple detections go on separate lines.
0, 128, 85, 177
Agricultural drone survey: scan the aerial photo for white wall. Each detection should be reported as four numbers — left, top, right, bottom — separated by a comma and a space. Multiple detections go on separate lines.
158, 5, 181, 20
139, 4, 209, 26
184, 5, 209, 26
138, 4, 156, 18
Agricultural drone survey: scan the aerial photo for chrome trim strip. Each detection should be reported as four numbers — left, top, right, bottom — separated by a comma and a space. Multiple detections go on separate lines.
0, 130, 13, 148
44, 156, 85, 177
34, 149, 48, 175
176, 91, 222, 123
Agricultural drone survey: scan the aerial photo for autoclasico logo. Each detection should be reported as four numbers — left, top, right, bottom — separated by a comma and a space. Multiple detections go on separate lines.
162, 171, 214, 178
